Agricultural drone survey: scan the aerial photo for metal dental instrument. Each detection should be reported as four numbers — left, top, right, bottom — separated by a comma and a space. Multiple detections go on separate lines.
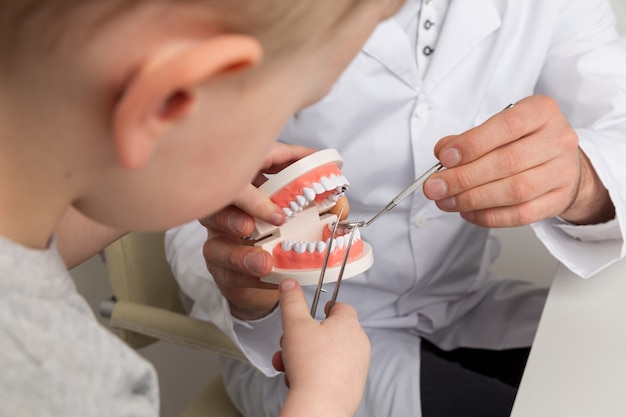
340, 162, 444, 228
326, 216, 360, 318
310, 206, 345, 317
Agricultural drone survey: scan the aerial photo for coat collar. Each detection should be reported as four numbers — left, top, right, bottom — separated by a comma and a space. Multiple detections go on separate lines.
362, 0, 501, 92
362, 18, 421, 90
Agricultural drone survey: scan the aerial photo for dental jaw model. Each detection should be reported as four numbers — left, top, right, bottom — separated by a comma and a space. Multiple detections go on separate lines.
250, 149, 374, 286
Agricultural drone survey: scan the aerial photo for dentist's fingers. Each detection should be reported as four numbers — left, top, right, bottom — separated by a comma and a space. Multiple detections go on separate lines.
424, 95, 581, 227
204, 238, 279, 320
433, 96, 570, 166
232, 184, 285, 229
202, 235, 274, 278
200, 186, 284, 237
329, 195, 350, 220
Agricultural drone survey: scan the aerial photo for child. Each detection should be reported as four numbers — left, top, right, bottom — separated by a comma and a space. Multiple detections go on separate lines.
0, 0, 403, 415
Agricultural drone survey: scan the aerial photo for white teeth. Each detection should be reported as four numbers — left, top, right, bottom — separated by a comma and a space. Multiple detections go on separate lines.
283, 175, 350, 220
289, 202, 301, 213
312, 182, 325, 194
283, 195, 310, 219
330, 174, 349, 188
280, 232, 360, 256
321, 177, 335, 191
293, 242, 306, 254
282, 173, 350, 221
303, 187, 316, 202
296, 195, 308, 207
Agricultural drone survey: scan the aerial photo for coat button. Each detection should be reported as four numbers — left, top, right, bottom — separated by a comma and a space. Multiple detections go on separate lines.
424, 20, 434, 30
423, 46, 434, 56
414, 103, 430, 118
412, 212, 428, 227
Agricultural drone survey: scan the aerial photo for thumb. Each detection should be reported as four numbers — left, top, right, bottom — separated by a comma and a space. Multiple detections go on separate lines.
278, 279, 312, 329
233, 184, 285, 226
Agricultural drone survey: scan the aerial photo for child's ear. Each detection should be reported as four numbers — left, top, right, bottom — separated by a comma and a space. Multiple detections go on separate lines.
112, 34, 262, 170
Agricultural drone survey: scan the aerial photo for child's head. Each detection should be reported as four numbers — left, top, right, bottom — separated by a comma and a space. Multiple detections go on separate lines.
0, 0, 403, 240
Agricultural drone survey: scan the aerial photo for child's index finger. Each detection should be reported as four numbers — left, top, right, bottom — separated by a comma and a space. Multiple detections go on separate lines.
278, 279, 312, 328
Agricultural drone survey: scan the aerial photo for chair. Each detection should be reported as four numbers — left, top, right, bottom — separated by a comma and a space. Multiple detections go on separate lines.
100, 231, 245, 417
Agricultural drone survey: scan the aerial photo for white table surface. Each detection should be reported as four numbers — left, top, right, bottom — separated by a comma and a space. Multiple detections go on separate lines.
511, 259, 626, 417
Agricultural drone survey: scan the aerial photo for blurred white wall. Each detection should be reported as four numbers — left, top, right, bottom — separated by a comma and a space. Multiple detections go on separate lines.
613, 0, 626, 33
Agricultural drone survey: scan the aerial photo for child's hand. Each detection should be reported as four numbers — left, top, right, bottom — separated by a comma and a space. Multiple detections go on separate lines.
274, 279, 370, 417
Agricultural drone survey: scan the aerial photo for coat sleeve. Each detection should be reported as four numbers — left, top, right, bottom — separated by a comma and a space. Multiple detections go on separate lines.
532, 0, 626, 278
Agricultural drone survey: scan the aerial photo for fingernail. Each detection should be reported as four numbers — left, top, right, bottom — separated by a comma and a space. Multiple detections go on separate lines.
244, 252, 268, 275
440, 147, 462, 167
461, 211, 475, 223
229, 211, 249, 234
280, 279, 296, 292
438, 196, 457, 210
425, 178, 448, 199
271, 211, 285, 226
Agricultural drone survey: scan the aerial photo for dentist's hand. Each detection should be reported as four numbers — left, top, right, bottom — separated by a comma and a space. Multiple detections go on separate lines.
201, 143, 316, 320
423, 95, 614, 227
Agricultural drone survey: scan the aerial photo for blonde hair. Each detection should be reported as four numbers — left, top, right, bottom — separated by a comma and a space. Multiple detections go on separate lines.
0, 0, 375, 72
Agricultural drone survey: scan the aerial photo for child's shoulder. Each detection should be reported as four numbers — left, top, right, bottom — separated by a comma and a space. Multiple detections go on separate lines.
0, 238, 158, 414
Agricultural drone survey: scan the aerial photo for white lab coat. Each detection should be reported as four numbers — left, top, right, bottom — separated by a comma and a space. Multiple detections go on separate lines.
165, 0, 626, 415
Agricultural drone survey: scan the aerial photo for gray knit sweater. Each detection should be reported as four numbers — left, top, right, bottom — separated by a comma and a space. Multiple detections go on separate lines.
0, 236, 159, 416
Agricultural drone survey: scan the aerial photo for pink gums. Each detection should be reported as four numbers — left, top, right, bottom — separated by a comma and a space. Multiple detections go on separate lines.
273, 227, 364, 269
270, 163, 343, 208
